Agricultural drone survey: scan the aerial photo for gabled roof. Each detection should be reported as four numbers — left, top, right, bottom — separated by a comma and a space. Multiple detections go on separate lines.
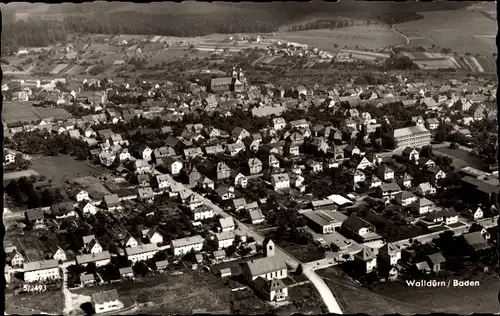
92, 289, 119, 305
426, 252, 446, 265
245, 256, 287, 277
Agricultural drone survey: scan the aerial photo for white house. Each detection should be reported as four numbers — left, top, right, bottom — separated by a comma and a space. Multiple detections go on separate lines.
81, 202, 98, 216
395, 191, 418, 207
415, 197, 434, 215
126, 244, 159, 264
171, 235, 205, 256
192, 205, 215, 221
142, 229, 164, 245
4, 152, 16, 164
354, 247, 377, 273
53, 246, 67, 262
417, 182, 436, 195
271, 173, 290, 190
165, 157, 183, 175
24, 260, 60, 283
219, 217, 235, 232
123, 235, 139, 248
156, 174, 172, 190
76, 251, 111, 267
469, 207, 484, 220
378, 243, 401, 266
273, 117, 286, 130
75, 190, 90, 202
92, 289, 124, 314
215, 231, 236, 249
84, 236, 103, 254
242, 256, 288, 282
139, 146, 153, 161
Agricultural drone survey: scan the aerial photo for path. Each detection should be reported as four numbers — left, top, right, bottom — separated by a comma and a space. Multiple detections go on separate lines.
390, 25, 410, 47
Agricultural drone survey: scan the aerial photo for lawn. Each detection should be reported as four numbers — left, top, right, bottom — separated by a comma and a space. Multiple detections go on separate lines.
395, 8, 496, 55
5, 289, 64, 315
271, 25, 405, 53
434, 147, 488, 170
3, 101, 72, 124
31, 155, 105, 186
73, 269, 232, 314
265, 231, 326, 263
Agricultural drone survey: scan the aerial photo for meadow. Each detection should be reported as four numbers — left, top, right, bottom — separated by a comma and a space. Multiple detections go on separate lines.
395, 7, 496, 55
3, 101, 72, 124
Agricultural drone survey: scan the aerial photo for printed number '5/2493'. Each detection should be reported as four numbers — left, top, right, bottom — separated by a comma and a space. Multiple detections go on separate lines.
23, 284, 47, 292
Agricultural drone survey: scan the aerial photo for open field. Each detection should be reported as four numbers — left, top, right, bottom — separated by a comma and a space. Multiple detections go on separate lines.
31, 155, 106, 186
74, 269, 232, 314
395, 8, 496, 55
272, 25, 406, 53
434, 147, 488, 170
6, 290, 64, 315
3, 101, 72, 124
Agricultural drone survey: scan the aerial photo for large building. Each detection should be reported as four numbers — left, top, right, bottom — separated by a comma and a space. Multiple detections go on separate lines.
24, 260, 60, 283
390, 126, 431, 149
210, 67, 247, 93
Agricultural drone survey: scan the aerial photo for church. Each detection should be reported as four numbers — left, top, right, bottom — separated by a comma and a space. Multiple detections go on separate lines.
210, 67, 247, 93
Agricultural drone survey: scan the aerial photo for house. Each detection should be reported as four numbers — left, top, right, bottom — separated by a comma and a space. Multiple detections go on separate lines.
102, 194, 120, 210
242, 256, 288, 283
119, 267, 135, 279
395, 191, 418, 207
425, 118, 440, 130
192, 205, 215, 221
122, 234, 139, 248
24, 260, 60, 283
155, 260, 170, 271
303, 209, 348, 234
402, 147, 420, 163
466, 207, 484, 220
83, 235, 103, 254
354, 246, 378, 273
273, 117, 286, 130
248, 158, 263, 174
215, 231, 236, 249
76, 251, 111, 267
377, 165, 394, 182
25, 208, 45, 226
268, 155, 280, 169
156, 174, 173, 190
171, 235, 205, 256
91, 289, 124, 314
307, 160, 323, 173
126, 244, 159, 264
367, 174, 382, 188
232, 127, 251, 141
52, 246, 67, 262
232, 171, 248, 188
427, 166, 447, 182
271, 173, 290, 190
377, 182, 401, 199
217, 162, 231, 180
138, 187, 155, 203
164, 157, 183, 175
142, 229, 164, 245
399, 173, 413, 189
137, 174, 151, 187
461, 232, 490, 252
426, 253, 446, 272
248, 208, 266, 225
8, 251, 25, 267
417, 182, 436, 196
215, 185, 235, 201
347, 168, 365, 184
219, 217, 236, 232
341, 215, 381, 242
378, 243, 401, 266
415, 197, 434, 215
253, 277, 289, 302
80, 273, 96, 286
137, 145, 153, 161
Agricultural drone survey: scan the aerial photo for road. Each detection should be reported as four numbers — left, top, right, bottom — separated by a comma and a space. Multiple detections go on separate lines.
190, 188, 343, 314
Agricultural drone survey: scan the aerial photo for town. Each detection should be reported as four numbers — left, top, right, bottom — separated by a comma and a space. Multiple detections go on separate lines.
3, 2, 499, 316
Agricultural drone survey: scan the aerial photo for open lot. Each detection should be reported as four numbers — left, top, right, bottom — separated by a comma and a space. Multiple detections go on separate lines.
434, 147, 488, 170
6, 290, 64, 315
272, 25, 405, 53
73, 269, 232, 314
31, 155, 105, 186
3, 101, 72, 124
395, 8, 496, 55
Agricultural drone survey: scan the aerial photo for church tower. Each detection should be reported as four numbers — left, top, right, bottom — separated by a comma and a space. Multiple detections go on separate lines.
263, 238, 275, 257
231, 66, 238, 79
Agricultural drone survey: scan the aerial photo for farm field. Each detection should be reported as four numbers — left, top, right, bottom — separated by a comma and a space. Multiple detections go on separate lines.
395, 8, 496, 55
3, 101, 72, 124
149, 48, 213, 63
73, 269, 232, 314
6, 290, 64, 315
272, 25, 405, 54
30, 155, 106, 186
434, 147, 488, 171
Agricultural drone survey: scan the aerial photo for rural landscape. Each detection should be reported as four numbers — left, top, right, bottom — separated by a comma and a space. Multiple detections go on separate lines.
2, 1, 499, 315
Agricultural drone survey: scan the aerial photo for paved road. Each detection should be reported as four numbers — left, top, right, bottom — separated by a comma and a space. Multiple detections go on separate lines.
190, 189, 343, 314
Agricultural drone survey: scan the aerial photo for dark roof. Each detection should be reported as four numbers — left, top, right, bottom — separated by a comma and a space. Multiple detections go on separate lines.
91, 289, 120, 305
462, 232, 490, 251
25, 208, 44, 221
343, 215, 374, 231
427, 252, 446, 265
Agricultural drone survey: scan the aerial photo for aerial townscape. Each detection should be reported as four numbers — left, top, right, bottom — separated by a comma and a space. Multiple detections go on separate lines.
2, 1, 499, 315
